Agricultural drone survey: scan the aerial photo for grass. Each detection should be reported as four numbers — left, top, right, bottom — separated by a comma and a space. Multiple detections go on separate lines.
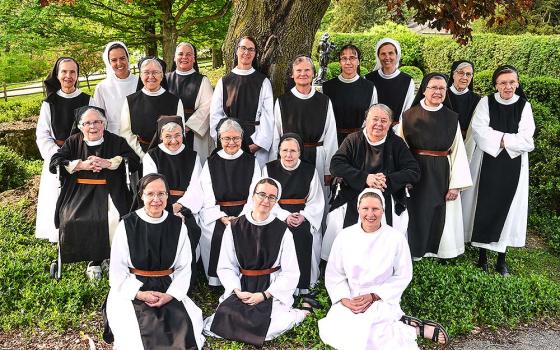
1, 197, 559, 349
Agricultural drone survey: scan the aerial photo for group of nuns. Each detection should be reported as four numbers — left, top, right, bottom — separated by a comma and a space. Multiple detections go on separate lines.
34, 34, 534, 349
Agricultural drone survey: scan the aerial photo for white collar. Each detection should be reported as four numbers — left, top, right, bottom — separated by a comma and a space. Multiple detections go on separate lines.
280, 159, 301, 170
136, 208, 168, 224
337, 74, 360, 83
420, 98, 443, 111
175, 68, 196, 76
363, 129, 386, 146
450, 84, 469, 95
57, 88, 82, 98
84, 137, 104, 146
378, 68, 401, 79
158, 143, 185, 155
218, 148, 244, 159
245, 212, 275, 226
142, 87, 165, 96
494, 92, 520, 105
291, 86, 315, 99
232, 67, 256, 75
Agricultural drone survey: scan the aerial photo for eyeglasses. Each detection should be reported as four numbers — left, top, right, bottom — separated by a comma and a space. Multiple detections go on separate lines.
340, 56, 358, 62
81, 120, 104, 127
220, 136, 242, 144
496, 80, 518, 87
143, 191, 168, 200
254, 192, 277, 203
163, 134, 183, 141
454, 71, 473, 78
238, 46, 256, 53
141, 71, 163, 77
425, 86, 446, 92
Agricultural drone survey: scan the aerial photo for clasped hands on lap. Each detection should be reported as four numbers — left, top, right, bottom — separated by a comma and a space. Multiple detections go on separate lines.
76, 155, 112, 172
341, 293, 380, 314
136, 291, 173, 308
234, 288, 270, 306
367, 173, 387, 191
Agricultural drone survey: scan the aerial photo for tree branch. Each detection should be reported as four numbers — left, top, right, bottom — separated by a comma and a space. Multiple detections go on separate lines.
88, 0, 152, 21
175, 0, 196, 21
177, 0, 232, 35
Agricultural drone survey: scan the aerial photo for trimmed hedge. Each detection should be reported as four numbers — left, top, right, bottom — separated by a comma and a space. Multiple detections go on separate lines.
0, 146, 39, 192
0, 96, 43, 123
318, 23, 560, 78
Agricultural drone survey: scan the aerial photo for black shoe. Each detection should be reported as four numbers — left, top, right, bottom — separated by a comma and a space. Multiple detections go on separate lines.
496, 263, 510, 276
478, 262, 489, 272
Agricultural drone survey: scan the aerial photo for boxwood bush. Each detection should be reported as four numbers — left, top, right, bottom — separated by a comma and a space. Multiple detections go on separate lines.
0, 146, 39, 192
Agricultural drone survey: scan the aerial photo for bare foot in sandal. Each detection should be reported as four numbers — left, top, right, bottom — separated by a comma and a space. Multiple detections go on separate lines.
416, 320, 449, 345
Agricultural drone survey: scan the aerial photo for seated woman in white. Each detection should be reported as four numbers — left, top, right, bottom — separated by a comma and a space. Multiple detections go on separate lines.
203, 177, 309, 346
319, 188, 448, 350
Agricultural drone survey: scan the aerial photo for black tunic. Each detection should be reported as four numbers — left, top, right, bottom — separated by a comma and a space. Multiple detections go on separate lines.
277, 90, 329, 166
221, 71, 266, 146
266, 159, 315, 289
210, 215, 287, 346
365, 70, 412, 123
322, 77, 374, 145
207, 151, 256, 277
126, 90, 180, 152
49, 131, 140, 263
124, 211, 197, 350
45, 92, 91, 141
166, 71, 205, 148
448, 89, 481, 138
330, 130, 420, 228
402, 105, 458, 257
471, 95, 525, 244
147, 146, 201, 289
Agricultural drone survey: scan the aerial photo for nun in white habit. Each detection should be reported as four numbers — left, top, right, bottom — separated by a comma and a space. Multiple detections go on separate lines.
93, 41, 139, 135
319, 188, 442, 350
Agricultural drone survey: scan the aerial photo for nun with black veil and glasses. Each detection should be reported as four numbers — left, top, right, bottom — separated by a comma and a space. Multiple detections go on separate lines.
447, 60, 481, 139
396, 73, 472, 260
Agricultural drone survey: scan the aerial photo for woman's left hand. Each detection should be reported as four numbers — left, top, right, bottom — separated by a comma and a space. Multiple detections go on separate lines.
445, 188, 459, 201
145, 292, 173, 308
286, 213, 305, 227
87, 156, 112, 172
243, 292, 266, 306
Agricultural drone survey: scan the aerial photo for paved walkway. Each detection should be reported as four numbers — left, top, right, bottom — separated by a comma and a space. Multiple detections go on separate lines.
450, 327, 560, 350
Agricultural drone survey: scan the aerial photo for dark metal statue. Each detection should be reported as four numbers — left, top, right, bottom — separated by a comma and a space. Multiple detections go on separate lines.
314, 32, 335, 86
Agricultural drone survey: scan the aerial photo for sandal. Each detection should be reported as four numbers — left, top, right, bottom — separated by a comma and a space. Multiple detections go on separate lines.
400, 315, 422, 328
420, 319, 449, 345
301, 294, 321, 309
299, 301, 315, 314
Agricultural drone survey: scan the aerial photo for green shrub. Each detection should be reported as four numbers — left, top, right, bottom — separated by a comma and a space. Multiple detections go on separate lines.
529, 213, 560, 253
325, 62, 368, 80
0, 96, 43, 123
0, 146, 35, 192
199, 66, 225, 87
400, 65, 423, 84
0, 53, 50, 83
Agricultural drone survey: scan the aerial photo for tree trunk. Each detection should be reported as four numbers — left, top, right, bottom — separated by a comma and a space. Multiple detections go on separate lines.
212, 47, 224, 69
224, 0, 331, 97
161, 23, 178, 72
144, 21, 158, 57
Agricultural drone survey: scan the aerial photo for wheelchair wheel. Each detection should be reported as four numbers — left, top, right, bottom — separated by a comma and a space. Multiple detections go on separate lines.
50, 260, 60, 280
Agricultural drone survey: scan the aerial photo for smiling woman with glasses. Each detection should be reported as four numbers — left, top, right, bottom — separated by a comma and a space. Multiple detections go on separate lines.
204, 177, 310, 346
197, 118, 261, 286
396, 73, 473, 261
462, 65, 535, 277
210, 36, 275, 167
447, 60, 481, 139
120, 57, 186, 158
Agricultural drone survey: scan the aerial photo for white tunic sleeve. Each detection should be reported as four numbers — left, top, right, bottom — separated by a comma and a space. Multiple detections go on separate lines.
36, 102, 59, 161
322, 100, 338, 176
398, 79, 416, 122
142, 153, 158, 175
216, 225, 242, 296
93, 85, 107, 112
370, 86, 378, 106
240, 160, 263, 216
166, 224, 193, 300
109, 221, 143, 300
177, 155, 204, 214
502, 102, 535, 158
120, 101, 144, 158
470, 97, 503, 158
198, 162, 226, 225
251, 78, 274, 152
269, 100, 283, 161
209, 78, 225, 143
325, 233, 352, 304
301, 170, 325, 231
370, 234, 412, 304
449, 123, 473, 190
266, 229, 300, 306
186, 76, 213, 137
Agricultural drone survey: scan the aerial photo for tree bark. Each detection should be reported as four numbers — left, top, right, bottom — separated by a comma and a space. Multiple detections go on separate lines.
224, 0, 331, 96
212, 47, 224, 69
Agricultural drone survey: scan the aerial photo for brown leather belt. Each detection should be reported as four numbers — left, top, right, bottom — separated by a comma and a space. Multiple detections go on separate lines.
239, 266, 280, 276
304, 141, 323, 148
169, 189, 185, 196
55, 139, 65, 146
412, 149, 450, 157
217, 200, 247, 207
337, 128, 361, 134
278, 198, 306, 205
137, 136, 151, 145
130, 268, 174, 277
76, 178, 107, 185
